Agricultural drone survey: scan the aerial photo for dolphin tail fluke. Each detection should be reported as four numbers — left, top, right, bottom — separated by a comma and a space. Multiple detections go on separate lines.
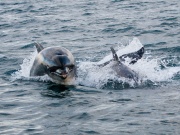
34, 42, 44, 53
119, 47, 144, 64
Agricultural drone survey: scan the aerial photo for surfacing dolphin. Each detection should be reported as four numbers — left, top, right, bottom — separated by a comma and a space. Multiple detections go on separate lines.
109, 47, 139, 83
30, 43, 76, 85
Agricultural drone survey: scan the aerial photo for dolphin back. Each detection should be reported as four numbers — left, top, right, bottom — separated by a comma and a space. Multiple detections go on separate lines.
110, 47, 139, 83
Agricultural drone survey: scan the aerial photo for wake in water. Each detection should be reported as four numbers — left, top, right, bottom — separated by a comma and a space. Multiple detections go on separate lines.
12, 38, 180, 89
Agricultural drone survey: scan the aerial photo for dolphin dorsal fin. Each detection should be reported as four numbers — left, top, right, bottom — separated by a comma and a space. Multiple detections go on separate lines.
110, 47, 123, 65
110, 47, 120, 61
34, 42, 44, 53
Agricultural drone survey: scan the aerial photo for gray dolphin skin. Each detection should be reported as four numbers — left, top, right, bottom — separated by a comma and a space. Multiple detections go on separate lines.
30, 43, 76, 85
110, 47, 139, 83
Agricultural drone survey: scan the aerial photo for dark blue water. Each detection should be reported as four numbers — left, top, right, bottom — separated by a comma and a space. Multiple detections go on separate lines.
0, 0, 180, 134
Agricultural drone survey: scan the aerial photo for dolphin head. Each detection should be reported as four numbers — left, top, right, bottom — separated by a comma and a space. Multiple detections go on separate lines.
30, 45, 77, 85
46, 55, 76, 84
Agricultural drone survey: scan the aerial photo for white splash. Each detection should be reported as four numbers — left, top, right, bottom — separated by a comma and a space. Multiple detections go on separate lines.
77, 37, 180, 88
11, 48, 52, 82
97, 37, 143, 65
129, 57, 180, 82
13, 51, 36, 79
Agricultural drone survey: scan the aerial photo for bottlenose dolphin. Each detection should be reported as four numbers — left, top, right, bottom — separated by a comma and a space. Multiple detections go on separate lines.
109, 47, 139, 83
30, 43, 76, 85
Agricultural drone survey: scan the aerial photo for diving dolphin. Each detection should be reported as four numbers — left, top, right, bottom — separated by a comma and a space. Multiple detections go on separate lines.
109, 47, 139, 83
30, 43, 76, 85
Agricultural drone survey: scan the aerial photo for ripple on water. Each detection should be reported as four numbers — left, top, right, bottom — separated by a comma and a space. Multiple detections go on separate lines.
0, 90, 46, 134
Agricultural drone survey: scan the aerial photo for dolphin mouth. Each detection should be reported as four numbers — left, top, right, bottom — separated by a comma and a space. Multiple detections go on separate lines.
52, 72, 68, 79
47, 66, 73, 79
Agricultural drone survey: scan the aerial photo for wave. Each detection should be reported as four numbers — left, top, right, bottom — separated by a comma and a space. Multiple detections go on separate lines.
11, 38, 180, 89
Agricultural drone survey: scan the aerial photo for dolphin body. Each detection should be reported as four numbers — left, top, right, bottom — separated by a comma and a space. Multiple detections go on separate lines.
30, 43, 76, 85
94, 46, 144, 83
109, 47, 139, 83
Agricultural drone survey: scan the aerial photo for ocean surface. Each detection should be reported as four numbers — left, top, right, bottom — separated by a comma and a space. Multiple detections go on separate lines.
0, 0, 180, 134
